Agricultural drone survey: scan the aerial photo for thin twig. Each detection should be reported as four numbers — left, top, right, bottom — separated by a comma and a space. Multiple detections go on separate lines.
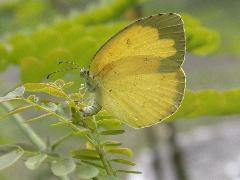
2, 102, 47, 151
66, 95, 115, 176
1, 102, 70, 179
51, 132, 73, 151
145, 127, 163, 180
81, 116, 114, 176
168, 122, 188, 180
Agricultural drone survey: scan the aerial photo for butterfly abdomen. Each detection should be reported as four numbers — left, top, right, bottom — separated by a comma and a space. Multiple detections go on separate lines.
81, 99, 102, 116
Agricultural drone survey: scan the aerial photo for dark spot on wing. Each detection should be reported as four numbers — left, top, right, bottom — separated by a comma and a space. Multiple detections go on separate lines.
126, 38, 131, 47
144, 57, 149, 61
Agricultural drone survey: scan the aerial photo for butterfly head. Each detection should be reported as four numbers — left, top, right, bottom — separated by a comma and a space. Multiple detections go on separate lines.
46, 61, 97, 92
80, 68, 90, 77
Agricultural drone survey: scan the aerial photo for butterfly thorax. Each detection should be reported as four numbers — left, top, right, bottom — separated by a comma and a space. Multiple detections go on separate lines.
80, 68, 97, 92
80, 68, 102, 116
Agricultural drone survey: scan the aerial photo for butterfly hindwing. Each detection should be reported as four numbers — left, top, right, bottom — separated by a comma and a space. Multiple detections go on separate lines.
94, 57, 185, 128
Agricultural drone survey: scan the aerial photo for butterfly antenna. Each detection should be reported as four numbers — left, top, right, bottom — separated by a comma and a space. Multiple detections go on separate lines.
58, 60, 80, 67
46, 67, 80, 79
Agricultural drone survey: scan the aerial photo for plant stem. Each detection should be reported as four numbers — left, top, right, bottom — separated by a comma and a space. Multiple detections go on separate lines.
22, 97, 82, 132
79, 114, 114, 176
2, 102, 70, 180
96, 145, 113, 175
92, 116, 116, 176
168, 122, 188, 180
51, 132, 73, 151
145, 127, 163, 180
67, 96, 115, 176
2, 102, 47, 151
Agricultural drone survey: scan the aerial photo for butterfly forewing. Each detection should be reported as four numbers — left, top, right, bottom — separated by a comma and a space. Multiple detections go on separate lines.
90, 13, 186, 128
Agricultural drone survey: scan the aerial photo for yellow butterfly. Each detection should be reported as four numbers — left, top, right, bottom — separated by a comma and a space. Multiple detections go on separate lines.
81, 13, 186, 128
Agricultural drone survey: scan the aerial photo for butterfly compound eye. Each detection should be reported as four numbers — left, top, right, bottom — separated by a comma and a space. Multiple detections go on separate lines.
80, 68, 90, 77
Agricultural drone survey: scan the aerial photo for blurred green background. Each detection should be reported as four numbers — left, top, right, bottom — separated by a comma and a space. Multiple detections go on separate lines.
0, 0, 240, 180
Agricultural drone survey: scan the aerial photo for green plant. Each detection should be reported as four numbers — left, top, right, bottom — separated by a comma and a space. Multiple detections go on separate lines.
0, 80, 140, 179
